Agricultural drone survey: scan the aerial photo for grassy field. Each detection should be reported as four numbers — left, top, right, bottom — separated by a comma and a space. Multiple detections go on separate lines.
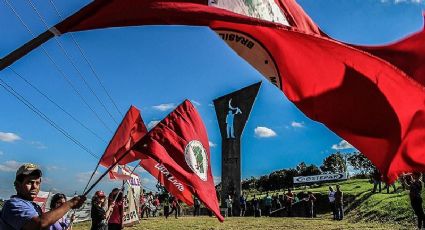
72, 179, 417, 229
73, 216, 410, 230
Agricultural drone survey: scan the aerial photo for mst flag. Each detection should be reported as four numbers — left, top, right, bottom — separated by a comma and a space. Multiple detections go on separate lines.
7, 0, 424, 182
139, 153, 194, 206
132, 100, 223, 221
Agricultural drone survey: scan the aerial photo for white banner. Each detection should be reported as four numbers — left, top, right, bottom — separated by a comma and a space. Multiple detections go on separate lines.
122, 167, 141, 226
293, 173, 347, 184
34, 191, 50, 212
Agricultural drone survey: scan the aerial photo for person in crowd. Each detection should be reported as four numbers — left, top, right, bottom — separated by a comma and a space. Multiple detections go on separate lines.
371, 168, 382, 193
239, 193, 247, 217
335, 184, 344, 220
152, 195, 160, 217
285, 188, 294, 217
91, 191, 113, 230
163, 195, 170, 219
107, 188, 123, 230
384, 182, 397, 194
167, 196, 179, 219
49, 193, 75, 230
225, 194, 233, 217
278, 194, 285, 210
404, 172, 425, 229
252, 195, 261, 217
328, 186, 336, 220
193, 196, 201, 217
273, 193, 281, 210
264, 192, 272, 216
0, 163, 85, 230
306, 192, 316, 218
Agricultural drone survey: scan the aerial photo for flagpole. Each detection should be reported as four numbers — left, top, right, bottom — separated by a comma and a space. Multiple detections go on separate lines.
82, 150, 131, 196
0, 30, 54, 71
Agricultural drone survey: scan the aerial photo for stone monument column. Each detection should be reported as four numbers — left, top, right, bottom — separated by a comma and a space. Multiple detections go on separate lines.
213, 82, 261, 215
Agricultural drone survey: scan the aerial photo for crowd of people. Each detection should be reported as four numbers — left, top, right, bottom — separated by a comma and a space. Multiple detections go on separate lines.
1, 162, 425, 229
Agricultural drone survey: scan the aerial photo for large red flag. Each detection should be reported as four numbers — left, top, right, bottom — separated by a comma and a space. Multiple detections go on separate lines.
52, 0, 425, 182
132, 100, 224, 221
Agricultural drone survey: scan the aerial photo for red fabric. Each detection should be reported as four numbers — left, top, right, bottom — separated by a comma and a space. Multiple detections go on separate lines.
353, 20, 425, 87
99, 105, 147, 168
139, 153, 194, 206
132, 100, 224, 221
54, 0, 425, 182
108, 200, 123, 224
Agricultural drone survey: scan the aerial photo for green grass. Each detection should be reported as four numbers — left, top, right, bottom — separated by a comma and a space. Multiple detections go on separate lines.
73, 216, 409, 230
73, 179, 416, 229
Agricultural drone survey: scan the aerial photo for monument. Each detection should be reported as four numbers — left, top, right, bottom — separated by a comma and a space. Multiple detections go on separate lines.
213, 82, 261, 213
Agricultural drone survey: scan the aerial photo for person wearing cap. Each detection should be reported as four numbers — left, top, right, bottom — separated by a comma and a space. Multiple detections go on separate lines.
49, 193, 75, 230
0, 163, 86, 230
91, 190, 111, 230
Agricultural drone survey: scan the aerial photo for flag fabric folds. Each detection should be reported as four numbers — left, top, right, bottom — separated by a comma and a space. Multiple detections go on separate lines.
132, 100, 224, 221
53, 0, 425, 182
99, 105, 147, 168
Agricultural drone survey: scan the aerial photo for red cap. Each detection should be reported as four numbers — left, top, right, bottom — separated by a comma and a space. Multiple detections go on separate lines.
95, 190, 105, 198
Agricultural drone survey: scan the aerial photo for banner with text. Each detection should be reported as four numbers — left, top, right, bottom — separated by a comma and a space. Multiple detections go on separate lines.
293, 173, 347, 184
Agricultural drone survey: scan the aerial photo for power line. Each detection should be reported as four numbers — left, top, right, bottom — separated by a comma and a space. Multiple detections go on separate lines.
0, 77, 100, 160
8, 67, 107, 143
27, 0, 120, 125
49, 0, 124, 117
3, 0, 114, 133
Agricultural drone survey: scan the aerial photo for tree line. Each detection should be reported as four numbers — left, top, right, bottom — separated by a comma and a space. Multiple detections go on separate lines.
242, 152, 376, 192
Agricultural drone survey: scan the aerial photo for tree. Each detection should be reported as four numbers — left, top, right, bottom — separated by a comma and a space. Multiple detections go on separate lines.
347, 152, 375, 176
297, 162, 321, 176
320, 152, 346, 173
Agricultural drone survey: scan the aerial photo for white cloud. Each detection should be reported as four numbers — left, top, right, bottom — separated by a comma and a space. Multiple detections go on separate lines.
76, 171, 100, 183
254, 126, 277, 138
147, 120, 160, 130
332, 140, 354, 150
208, 103, 214, 108
152, 103, 176, 111
381, 0, 424, 3
209, 141, 217, 148
29, 141, 47, 149
0, 160, 22, 172
191, 100, 201, 106
0, 132, 21, 142
291, 121, 304, 128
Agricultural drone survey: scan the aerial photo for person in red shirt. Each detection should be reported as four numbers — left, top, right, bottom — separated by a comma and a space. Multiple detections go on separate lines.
107, 188, 123, 230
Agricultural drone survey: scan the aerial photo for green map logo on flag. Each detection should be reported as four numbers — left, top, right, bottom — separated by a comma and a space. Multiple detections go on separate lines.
184, 140, 208, 181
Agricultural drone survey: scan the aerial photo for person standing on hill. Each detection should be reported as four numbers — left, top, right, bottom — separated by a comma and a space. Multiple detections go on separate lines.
264, 192, 272, 216
252, 195, 261, 217
328, 186, 336, 220
193, 196, 201, 217
334, 185, 344, 220
0, 163, 85, 230
91, 191, 112, 230
405, 172, 425, 229
372, 169, 382, 193
225, 194, 233, 217
239, 193, 247, 217
285, 188, 294, 217
107, 188, 123, 230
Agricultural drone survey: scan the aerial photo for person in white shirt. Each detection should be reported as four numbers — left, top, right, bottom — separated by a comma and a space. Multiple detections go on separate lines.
328, 186, 336, 220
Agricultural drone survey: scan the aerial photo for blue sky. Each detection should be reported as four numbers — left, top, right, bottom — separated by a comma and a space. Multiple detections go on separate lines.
0, 0, 424, 198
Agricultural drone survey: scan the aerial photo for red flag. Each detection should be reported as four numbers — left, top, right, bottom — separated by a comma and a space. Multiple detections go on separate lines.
53, 0, 425, 182
139, 153, 194, 206
132, 100, 224, 221
100, 105, 147, 168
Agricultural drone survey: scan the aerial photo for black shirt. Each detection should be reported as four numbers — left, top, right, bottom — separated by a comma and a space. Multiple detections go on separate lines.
91, 204, 106, 230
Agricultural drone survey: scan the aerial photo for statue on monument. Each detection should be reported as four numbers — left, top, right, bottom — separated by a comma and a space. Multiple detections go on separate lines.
226, 99, 242, 139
